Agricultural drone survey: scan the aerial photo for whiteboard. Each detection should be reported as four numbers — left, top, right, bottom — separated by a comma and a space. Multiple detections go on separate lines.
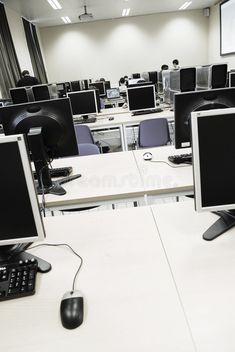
220, 0, 235, 55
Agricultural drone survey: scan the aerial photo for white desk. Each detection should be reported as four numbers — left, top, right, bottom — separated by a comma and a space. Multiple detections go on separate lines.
43, 151, 145, 211
152, 201, 235, 351
1, 207, 195, 352
89, 109, 174, 151
133, 145, 193, 200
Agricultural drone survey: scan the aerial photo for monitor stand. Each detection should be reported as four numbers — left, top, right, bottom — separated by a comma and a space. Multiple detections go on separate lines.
203, 210, 235, 241
0, 243, 51, 273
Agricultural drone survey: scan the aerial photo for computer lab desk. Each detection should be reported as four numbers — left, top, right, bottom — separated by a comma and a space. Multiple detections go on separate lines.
83, 108, 174, 151
41, 150, 145, 211
151, 200, 235, 351
133, 145, 194, 201
1, 206, 195, 352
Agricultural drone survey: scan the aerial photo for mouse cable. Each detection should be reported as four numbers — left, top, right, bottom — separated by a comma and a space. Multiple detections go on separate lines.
16, 243, 83, 292
147, 160, 191, 168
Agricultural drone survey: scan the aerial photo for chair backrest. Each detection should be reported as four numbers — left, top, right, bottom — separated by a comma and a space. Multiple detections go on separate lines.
78, 143, 100, 156
138, 118, 170, 148
74, 125, 95, 145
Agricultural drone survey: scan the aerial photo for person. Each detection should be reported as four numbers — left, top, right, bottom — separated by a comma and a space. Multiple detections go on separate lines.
172, 59, 180, 70
16, 70, 40, 87
119, 77, 127, 93
161, 64, 169, 71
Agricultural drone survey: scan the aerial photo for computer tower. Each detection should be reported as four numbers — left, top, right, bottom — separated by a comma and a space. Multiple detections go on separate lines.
196, 64, 228, 90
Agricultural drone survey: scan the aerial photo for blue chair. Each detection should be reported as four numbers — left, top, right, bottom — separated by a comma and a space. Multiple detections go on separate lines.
74, 125, 100, 156
78, 143, 100, 156
138, 118, 170, 148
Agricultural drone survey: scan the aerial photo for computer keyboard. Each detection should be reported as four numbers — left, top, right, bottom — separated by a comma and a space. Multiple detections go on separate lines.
168, 153, 192, 165
132, 108, 163, 116
33, 166, 73, 179
57, 173, 81, 185
74, 117, 97, 124
0, 258, 38, 301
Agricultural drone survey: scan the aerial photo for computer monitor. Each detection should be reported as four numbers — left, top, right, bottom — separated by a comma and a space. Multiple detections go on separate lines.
127, 85, 156, 113
56, 82, 67, 98
106, 88, 120, 99
67, 90, 98, 118
0, 134, 50, 271
70, 80, 82, 92
174, 87, 235, 149
148, 71, 158, 84
191, 107, 235, 241
132, 73, 141, 79
10, 87, 29, 104
104, 81, 111, 91
32, 84, 51, 101
1, 98, 78, 195
229, 72, 235, 87
89, 82, 105, 96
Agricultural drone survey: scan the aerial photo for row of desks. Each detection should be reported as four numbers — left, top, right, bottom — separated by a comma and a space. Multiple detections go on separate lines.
3, 201, 235, 351
42, 145, 193, 211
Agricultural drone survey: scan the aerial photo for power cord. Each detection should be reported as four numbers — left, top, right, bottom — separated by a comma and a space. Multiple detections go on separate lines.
147, 159, 191, 168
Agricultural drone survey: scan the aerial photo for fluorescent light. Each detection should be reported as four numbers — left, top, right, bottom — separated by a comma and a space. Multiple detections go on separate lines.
122, 8, 130, 16
47, 0, 62, 10
61, 16, 71, 23
179, 1, 192, 10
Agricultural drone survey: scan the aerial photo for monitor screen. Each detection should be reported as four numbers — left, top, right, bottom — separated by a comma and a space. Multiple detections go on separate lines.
9, 87, 29, 104
104, 81, 111, 91
127, 85, 156, 112
191, 107, 235, 240
67, 90, 98, 116
89, 82, 105, 96
229, 72, 235, 87
132, 73, 141, 79
32, 84, 51, 101
174, 87, 235, 149
70, 81, 82, 92
0, 134, 45, 246
106, 88, 120, 99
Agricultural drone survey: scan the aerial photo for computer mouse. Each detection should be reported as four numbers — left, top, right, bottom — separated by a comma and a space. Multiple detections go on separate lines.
108, 116, 114, 121
143, 152, 153, 161
60, 290, 84, 329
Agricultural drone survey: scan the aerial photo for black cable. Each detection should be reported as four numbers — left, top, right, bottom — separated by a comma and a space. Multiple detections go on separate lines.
27, 243, 83, 292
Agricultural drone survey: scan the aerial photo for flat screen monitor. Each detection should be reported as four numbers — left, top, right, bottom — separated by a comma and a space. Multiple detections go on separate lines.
148, 71, 158, 84
0, 134, 50, 270
1, 98, 78, 195
32, 84, 51, 101
229, 72, 235, 87
67, 90, 98, 117
10, 87, 29, 104
89, 82, 105, 96
106, 88, 120, 99
127, 85, 156, 113
174, 87, 235, 149
104, 81, 111, 91
70, 81, 82, 92
132, 73, 141, 79
191, 107, 235, 240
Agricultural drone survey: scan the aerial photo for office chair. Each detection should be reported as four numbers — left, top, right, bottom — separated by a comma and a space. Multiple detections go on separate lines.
78, 143, 100, 156
74, 125, 95, 144
138, 118, 170, 148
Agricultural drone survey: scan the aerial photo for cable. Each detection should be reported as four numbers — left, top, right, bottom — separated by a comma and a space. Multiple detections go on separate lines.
26, 243, 83, 292
147, 159, 191, 168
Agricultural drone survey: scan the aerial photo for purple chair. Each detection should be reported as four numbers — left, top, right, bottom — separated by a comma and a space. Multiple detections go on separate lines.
74, 125, 95, 144
138, 118, 170, 148
78, 143, 100, 156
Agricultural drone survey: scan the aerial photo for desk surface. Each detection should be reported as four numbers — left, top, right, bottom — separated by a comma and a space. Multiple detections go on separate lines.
89, 109, 174, 129
43, 151, 144, 209
1, 207, 195, 352
133, 145, 193, 197
152, 201, 235, 351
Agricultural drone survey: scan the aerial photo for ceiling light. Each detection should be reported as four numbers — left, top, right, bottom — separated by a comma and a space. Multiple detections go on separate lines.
47, 0, 62, 10
122, 8, 130, 16
61, 16, 71, 23
179, 1, 192, 10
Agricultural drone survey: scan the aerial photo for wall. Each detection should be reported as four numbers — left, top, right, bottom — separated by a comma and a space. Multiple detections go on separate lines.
208, 4, 235, 70
39, 10, 209, 84
5, 6, 33, 74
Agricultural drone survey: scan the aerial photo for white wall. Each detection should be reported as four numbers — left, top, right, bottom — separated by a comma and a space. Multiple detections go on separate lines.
5, 6, 33, 75
39, 10, 209, 84
208, 4, 235, 70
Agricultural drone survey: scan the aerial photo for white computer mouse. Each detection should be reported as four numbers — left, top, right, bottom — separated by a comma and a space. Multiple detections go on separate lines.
143, 152, 153, 161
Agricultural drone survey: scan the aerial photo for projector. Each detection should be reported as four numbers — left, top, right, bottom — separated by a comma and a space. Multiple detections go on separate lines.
78, 5, 93, 21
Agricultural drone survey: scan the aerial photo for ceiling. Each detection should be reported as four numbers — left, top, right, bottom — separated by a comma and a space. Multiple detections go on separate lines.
2, 0, 221, 28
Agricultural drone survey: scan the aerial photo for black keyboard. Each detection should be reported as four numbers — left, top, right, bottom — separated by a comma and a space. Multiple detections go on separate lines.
132, 108, 163, 116
168, 153, 192, 165
0, 259, 38, 301
74, 117, 97, 124
33, 166, 72, 179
